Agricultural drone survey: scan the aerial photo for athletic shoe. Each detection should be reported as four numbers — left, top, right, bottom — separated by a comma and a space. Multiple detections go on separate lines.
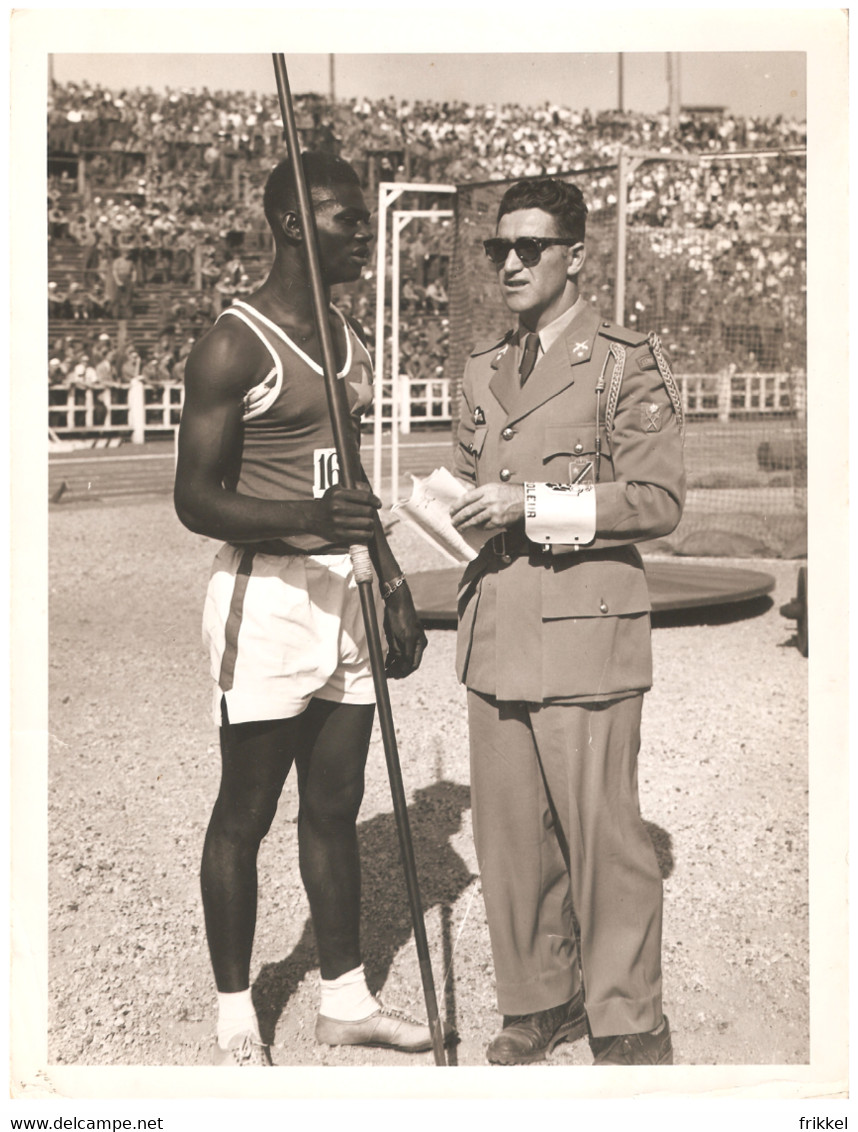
213, 1031, 273, 1066
315, 1003, 453, 1052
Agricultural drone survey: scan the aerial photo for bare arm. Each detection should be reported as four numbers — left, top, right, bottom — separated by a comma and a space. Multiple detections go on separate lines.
357, 463, 428, 678
173, 322, 378, 546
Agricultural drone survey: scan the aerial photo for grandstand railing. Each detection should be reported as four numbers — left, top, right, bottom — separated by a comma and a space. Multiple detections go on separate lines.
679, 371, 806, 420
48, 379, 182, 438
47, 371, 806, 441
49, 383, 133, 433
394, 376, 454, 431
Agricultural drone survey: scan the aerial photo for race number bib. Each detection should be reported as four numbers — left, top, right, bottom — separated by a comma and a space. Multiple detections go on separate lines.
313, 447, 340, 498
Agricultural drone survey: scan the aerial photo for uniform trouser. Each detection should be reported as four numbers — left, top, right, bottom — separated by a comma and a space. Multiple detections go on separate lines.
467, 689, 663, 1038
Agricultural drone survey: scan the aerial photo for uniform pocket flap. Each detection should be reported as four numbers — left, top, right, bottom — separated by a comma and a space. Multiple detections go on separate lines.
542, 424, 597, 461
541, 555, 652, 618
466, 425, 488, 456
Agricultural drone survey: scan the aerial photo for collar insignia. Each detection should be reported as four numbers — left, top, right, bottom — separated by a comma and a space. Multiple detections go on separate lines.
491, 344, 510, 369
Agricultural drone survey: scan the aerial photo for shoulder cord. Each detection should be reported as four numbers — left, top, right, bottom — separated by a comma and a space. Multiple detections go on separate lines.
603, 341, 626, 469
647, 331, 685, 437
594, 350, 608, 482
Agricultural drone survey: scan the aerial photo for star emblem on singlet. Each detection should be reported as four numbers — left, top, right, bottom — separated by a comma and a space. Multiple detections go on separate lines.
347, 361, 374, 415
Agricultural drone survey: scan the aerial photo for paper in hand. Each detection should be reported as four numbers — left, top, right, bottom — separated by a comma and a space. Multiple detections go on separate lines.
392, 468, 493, 564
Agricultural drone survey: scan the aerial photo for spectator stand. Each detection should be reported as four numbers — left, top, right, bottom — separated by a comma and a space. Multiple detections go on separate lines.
370, 181, 456, 501
613, 145, 807, 324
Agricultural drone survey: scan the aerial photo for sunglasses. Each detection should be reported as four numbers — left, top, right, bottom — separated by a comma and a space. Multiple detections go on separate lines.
483, 237, 579, 268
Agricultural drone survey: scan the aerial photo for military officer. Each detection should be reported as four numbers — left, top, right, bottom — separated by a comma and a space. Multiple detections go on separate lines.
450, 177, 686, 1066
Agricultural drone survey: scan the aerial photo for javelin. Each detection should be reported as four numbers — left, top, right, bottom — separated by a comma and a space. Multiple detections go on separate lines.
271, 53, 447, 1067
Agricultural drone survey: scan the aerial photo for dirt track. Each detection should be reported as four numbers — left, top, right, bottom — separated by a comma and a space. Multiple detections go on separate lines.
45, 495, 808, 1075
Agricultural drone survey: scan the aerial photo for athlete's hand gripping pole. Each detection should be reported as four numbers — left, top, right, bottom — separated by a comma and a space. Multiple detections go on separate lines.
272, 54, 447, 1067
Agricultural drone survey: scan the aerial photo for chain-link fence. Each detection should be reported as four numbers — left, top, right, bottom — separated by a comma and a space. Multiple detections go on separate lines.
447, 155, 807, 557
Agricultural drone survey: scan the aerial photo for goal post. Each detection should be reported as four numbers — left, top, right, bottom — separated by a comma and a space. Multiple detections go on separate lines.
371, 182, 456, 499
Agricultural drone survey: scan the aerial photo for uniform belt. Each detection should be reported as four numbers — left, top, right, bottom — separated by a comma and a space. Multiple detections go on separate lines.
489, 529, 532, 561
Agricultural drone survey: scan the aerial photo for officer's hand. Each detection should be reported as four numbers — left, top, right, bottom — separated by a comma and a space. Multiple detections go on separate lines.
382, 582, 428, 679
450, 483, 525, 532
313, 484, 380, 544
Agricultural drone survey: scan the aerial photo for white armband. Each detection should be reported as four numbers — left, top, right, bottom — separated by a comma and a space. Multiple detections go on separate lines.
524, 481, 596, 547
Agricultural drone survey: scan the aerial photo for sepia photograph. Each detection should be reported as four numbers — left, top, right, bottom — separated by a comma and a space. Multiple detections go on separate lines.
9, 6, 849, 1128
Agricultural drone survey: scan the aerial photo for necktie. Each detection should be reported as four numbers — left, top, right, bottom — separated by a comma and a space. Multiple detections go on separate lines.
519, 332, 540, 385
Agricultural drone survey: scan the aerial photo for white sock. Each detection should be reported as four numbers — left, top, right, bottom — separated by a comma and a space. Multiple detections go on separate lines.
216, 988, 261, 1049
319, 964, 379, 1021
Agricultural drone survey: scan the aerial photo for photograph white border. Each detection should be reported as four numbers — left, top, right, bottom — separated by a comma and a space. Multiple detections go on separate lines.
8, 4, 850, 1121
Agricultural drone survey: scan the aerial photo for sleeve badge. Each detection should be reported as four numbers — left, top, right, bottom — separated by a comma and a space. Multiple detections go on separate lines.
641, 402, 662, 432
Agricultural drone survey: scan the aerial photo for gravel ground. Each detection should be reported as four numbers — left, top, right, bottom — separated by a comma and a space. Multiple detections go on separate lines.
44, 495, 808, 1080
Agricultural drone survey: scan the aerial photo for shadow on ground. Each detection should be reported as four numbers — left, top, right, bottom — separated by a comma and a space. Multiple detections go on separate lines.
651, 595, 774, 628
644, 820, 675, 879
253, 780, 475, 1049
252, 783, 676, 1061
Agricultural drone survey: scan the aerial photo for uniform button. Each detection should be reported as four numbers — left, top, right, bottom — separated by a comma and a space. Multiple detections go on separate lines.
499, 468, 511, 482
599, 600, 609, 614
502, 427, 515, 441
574, 442, 584, 454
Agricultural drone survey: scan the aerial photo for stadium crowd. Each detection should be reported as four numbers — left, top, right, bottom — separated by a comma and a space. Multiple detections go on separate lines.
48, 80, 806, 230
49, 325, 199, 388
47, 80, 806, 404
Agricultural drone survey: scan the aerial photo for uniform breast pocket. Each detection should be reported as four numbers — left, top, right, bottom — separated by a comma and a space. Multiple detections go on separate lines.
542, 424, 600, 484
463, 425, 488, 458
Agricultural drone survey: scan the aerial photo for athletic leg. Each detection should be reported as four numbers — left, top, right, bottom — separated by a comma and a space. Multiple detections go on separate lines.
296, 698, 445, 1052
293, 698, 375, 980
200, 708, 307, 994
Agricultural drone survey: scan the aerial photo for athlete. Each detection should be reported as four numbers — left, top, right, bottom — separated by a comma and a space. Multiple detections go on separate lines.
174, 152, 431, 1066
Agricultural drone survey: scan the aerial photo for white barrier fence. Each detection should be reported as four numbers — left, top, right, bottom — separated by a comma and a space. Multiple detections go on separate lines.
680, 371, 806, 420
47, 370, 806, 441
49, 378, 183, 440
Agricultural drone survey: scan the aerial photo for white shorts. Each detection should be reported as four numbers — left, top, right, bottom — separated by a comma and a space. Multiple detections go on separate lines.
202, 544, 382, 726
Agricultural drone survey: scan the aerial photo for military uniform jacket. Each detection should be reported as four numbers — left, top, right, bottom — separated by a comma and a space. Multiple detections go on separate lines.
454, 303, 686, 703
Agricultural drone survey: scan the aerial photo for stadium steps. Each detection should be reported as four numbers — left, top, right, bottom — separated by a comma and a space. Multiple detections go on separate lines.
49, 243, 88, 289
51, 315, 122, 343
